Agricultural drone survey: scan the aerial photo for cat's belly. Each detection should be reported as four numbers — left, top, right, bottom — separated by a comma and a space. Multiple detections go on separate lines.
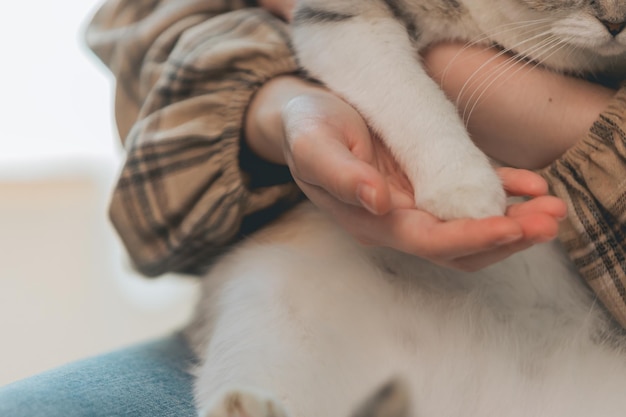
191, 202, 626, 417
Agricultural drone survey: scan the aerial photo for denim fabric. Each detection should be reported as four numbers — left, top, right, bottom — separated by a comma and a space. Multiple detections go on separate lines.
0, 333, 197, 416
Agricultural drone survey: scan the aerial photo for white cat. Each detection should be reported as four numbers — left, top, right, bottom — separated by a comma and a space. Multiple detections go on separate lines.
187, 1, 626, 416
188, 203, 626, 417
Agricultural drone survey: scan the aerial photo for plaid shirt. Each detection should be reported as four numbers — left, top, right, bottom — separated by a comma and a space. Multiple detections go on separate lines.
86, 0, 302, 276
87, 1, 626, 326
541, 86, 626, 328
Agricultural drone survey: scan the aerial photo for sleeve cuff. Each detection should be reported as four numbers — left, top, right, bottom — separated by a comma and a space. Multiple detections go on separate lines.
540, 83, 626, 327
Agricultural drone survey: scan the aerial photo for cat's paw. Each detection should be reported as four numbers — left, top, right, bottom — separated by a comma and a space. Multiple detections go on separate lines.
199, 387, 290, 417
415, 165, 506, 220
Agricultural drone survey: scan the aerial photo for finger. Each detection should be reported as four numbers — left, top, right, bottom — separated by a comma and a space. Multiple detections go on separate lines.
300, 183, 545, 271
290, 135, 392, 214
297, 180, 384, 238
426, 202, 565, 271
498, 167, 548, 197
281, 0, 296, 21
388, 183, 416, 210
506, 195, 567, 219
259, 0, 295, 21
318, 200, 532, 267
381, 210, 525, 261
504, 196, 564, 243
514, 212, 561, 243
451, 213, 558, 272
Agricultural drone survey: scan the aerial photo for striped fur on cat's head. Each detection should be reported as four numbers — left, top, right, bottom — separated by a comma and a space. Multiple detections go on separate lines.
463, 0, 626, 72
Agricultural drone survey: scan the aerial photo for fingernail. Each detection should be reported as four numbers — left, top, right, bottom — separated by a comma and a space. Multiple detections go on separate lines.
495, 233, 523, 246
357, 184, 378, 215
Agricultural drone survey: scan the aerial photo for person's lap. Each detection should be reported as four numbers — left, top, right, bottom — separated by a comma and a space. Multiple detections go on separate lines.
0, 333, 197, 417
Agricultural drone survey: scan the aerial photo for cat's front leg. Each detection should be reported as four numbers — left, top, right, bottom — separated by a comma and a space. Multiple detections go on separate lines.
292, 8, 506, 219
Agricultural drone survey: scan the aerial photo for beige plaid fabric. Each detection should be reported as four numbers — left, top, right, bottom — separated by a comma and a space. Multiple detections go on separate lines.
87, 1, 626, 327
86, 0, 302, 276
541, 85, 626, 328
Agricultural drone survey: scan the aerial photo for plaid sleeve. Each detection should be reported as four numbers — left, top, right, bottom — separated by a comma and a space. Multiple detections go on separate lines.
541, 84, 626, 327
85, 1, 302, 276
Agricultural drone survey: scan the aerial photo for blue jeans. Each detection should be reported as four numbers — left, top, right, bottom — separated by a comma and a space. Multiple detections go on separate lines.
0, 333, 197, 416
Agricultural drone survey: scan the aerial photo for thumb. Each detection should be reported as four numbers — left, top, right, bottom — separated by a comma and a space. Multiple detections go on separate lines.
260, 0, 295, 21
289, 134, 392, 215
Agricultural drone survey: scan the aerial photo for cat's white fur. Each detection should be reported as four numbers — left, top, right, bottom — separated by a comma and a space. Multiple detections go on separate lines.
189, 203, 626, 417
189, 1, 626, 416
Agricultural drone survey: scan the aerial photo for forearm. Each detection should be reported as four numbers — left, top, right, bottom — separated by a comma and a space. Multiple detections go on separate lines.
423, 43, 616, 169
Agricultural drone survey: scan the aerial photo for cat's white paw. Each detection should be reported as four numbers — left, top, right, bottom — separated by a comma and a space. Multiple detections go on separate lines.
415, 165, 506, 220
199, 387, 290, 417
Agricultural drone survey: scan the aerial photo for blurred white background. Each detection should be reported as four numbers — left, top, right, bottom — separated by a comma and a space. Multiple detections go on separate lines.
0, 1, 197, 386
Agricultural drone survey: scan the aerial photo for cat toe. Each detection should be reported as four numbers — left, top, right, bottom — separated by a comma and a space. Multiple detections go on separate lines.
200, 388, 290, 417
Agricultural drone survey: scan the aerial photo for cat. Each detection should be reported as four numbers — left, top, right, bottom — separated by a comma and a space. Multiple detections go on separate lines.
188, 203, 626, 417
187, 1, 626, 416
291, 0, 626, 220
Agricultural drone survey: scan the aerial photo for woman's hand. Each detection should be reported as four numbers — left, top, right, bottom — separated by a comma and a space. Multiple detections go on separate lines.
245, 76, 566, 271
257, 0, 295, 21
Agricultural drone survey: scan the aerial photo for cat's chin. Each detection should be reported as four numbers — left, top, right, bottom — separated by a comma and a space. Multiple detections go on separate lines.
540, 45, 626, 74
566, 36, 626, 58
593, 41, 626, 57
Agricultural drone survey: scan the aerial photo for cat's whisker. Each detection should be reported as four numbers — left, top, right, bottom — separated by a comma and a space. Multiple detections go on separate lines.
550, 35, 595, 77
461, 36, 566, 124
455, 29, 556, 115
461, 30, 566, 98
455, 51, 523, 111
455, 28, 555, 99
531, 40, 572, 71
462, 36, 566, 121
460, 18, 554, 52
440, 19, 553, 84
467, 38, 571, 122
469, 18, 553, 47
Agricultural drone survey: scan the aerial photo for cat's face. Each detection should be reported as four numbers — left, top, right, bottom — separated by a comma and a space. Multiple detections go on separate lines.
515, 0, 626, 56
464, 0, 626, 71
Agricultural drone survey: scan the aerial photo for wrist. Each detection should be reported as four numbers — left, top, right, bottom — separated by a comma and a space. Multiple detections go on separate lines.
244, 75, 324, 165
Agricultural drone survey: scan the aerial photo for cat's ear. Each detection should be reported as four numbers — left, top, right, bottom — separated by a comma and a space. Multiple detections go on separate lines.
351, 378, 411, 417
